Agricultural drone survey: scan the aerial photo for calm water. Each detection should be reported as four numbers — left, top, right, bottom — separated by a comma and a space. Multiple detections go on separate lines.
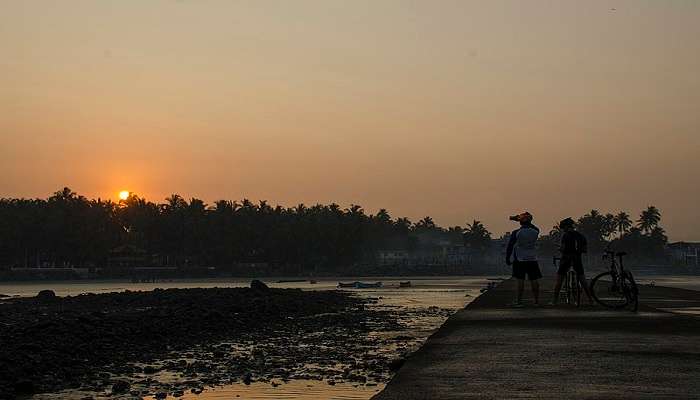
0, 276, 489, 298
4, 274, 700, 299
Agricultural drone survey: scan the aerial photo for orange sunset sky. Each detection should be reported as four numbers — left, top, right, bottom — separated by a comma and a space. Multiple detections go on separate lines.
1, 1, 699, 240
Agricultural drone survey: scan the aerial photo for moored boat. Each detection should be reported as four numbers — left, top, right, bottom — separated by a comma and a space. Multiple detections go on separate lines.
337, 281, 383, 289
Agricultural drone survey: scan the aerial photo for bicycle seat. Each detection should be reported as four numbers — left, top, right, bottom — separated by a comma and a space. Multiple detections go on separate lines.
616, 252, 627, 257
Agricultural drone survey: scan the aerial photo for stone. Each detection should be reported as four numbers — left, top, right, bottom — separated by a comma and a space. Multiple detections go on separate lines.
112, 380, 131, 394
14, 380, 35, 394
250, 280, 269, 291
37, 290, 56, 300
143, 365, 158, 374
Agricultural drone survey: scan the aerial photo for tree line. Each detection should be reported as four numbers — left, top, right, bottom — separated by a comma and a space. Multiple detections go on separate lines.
0, 188, 477, 271
0, 188, 670, 271
537, 206, 669, 263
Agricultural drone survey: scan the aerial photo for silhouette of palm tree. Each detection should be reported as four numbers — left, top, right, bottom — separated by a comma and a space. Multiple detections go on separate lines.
614, 212, 633, 236
638, 206, 661, 234
463, 220, 492, 252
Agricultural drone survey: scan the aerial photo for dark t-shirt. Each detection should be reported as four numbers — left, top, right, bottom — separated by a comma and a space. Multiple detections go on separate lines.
560, 231, 587, 255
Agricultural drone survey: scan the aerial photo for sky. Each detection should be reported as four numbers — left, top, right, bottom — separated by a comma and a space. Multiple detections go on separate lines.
1, 0, 699, 240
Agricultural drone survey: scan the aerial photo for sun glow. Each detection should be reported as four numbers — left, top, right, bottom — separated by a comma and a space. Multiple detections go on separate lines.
119, 190, 130, 201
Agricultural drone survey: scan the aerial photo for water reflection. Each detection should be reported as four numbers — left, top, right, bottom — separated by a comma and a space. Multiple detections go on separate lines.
144, 380, 384, 400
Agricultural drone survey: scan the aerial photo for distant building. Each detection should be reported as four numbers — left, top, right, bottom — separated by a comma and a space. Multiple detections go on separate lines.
667, 242, 700, 267
442, 244, 471, 265
377, 250, 411, 266
377, 245, 471, 267
108, 245, 148, 268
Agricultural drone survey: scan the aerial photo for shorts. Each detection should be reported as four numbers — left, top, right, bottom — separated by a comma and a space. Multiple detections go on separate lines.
512, 260, 542, 281
558, 254, 584, 275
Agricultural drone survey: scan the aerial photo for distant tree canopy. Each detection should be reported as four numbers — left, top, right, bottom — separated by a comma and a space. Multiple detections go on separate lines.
0, 188, 463, 270
0, 189, 672, 269
463, 220, 492, 253
537, 206, 669, 263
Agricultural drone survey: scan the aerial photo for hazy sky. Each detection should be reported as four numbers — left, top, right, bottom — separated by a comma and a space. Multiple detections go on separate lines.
1, 0, 699, 240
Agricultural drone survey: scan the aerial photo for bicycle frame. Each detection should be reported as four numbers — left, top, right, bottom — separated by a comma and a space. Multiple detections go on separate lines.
554, 256, 581, 305
603, 251, 626, 281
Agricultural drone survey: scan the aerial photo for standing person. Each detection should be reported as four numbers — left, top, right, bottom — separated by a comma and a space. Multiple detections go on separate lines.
551, 217, 593, 305
505, 212, 542, 306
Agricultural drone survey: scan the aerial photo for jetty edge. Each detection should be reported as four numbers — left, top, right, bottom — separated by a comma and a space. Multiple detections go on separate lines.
373, 278, 700, 400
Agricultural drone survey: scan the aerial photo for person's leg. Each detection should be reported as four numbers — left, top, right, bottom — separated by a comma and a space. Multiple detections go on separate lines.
530, 279, 540, 305
552, 274, 564, 304
573, 256, 593, 304
552, 257, 570, 304
515, 278, 524, 304
511, 262, 525, 305
526, 262, 543, 305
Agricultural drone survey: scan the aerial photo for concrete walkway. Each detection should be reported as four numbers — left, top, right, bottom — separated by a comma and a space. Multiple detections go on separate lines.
373, 278, 700, 399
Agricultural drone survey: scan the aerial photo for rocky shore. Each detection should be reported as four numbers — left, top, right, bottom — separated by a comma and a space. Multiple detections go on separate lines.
0, 285, 423, 399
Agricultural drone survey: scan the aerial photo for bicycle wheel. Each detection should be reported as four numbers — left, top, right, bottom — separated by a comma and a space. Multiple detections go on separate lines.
590, 271, 629, 309
622, 271, 639, 312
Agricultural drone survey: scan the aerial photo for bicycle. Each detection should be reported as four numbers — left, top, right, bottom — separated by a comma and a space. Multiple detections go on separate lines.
590, 249, 638, 312
553, 256, 581, 306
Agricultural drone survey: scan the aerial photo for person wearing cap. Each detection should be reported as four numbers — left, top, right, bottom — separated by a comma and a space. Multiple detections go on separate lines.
551, 217, 593, 305
505, 212, 542, 306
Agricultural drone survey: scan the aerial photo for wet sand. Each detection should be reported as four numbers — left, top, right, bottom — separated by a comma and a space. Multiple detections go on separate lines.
373, 278, 700, 399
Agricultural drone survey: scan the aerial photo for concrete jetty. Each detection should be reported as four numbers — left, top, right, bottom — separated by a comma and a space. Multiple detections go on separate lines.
373, 278, 700, 399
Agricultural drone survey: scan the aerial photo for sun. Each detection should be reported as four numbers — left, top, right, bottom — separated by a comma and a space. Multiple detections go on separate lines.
119, 190, 130, 201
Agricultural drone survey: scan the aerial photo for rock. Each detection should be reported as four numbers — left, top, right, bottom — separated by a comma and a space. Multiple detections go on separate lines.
37, 289, 57, 300
154, 392, 168, 399
143, 365, 158, 374
243, 372, 253, 385
0, 293, 9, 298
14, 380, 35, 394
112, 380, 131, 394
250, 280, 269, 291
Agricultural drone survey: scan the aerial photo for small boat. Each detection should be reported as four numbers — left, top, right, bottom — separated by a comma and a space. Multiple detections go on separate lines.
277, 279, 307, 283
337, 281, 383, 289
354, 281, 383, 289
309, 280, 318, 284
399, 281, 411, 288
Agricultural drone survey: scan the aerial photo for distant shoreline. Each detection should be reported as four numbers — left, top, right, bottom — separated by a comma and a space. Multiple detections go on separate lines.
0, 262, 696, 283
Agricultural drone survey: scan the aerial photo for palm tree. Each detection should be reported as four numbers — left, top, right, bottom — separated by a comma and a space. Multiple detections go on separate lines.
463, 220, 492, 252
413, 216, 436, 232
374, 209, 391, 224
637, 206, 661, 234
394, 217, 412, 233
602, 213, 616, 239
613, 212, 633, 237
